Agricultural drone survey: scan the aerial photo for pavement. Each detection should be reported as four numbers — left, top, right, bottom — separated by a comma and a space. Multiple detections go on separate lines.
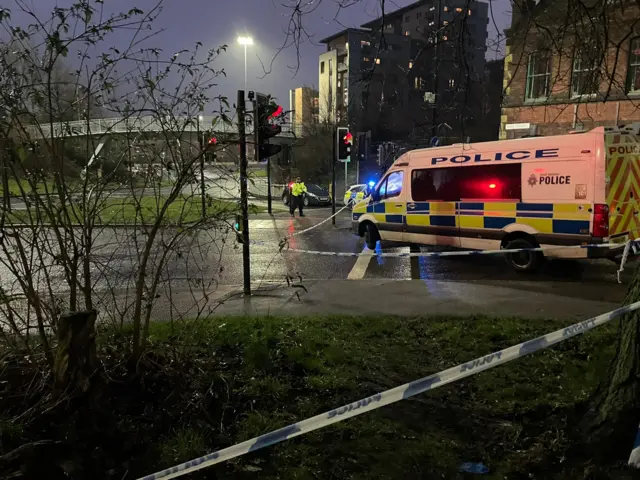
0, 206, 634, 325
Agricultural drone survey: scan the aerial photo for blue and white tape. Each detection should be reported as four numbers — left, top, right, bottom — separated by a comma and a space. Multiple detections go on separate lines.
280, 242, 633, 258
138, 300, 640, 480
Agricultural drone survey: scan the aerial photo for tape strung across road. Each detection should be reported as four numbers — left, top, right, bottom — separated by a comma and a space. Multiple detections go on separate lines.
282, 242, 633, 258
138, 300, 640, 480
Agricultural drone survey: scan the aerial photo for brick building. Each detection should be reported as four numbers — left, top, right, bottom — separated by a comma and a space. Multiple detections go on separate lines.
501, 0, 640, 139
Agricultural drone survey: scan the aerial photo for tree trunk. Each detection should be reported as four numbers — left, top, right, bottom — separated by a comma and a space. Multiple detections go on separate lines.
52, 310, 99, 397
581, 271, 640, 461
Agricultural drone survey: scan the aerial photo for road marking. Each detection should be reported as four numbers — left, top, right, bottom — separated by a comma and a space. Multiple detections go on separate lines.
347, 246, 373, 280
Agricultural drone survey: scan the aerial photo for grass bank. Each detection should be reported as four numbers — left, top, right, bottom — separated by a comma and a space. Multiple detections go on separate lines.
0, 177, 175, 197
0, 315, 628, 479
4, 195, 264, 225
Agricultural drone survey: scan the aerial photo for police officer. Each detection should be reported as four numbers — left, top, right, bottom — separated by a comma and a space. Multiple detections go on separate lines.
289, 176, 307, 217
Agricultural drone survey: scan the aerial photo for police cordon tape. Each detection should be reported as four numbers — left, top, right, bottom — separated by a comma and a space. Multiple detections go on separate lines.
137, 300, 640, 480
281, 242, 635, 258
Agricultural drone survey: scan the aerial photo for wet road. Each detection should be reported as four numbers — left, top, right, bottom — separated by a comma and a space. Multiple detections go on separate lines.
0, 207, 632, 313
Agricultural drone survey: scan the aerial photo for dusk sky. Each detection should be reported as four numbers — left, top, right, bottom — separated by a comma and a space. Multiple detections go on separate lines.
32, 0, 512, 113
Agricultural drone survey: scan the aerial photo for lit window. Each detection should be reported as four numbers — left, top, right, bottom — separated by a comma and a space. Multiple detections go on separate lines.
468, 9, 472, 15
360, 40, 371, 47
362, 56, 371, 62
375, 58, 381, 65
409, 61, 414, 69
443, 35, 448, 41
429, 21, 434, 26
404, 30, 410, 36
449, 78, 455, 88
443, 20, 449, 25
455, 7, 463, 12
444, 6, 449, 12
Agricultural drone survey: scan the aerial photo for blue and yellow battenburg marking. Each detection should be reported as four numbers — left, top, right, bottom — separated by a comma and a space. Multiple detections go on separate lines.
354, 201, 592, 235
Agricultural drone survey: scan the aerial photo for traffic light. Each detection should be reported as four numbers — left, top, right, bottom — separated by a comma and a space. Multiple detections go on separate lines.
234, 214, 243, 243
255, 93, 282, 161
337, 127, 352, 162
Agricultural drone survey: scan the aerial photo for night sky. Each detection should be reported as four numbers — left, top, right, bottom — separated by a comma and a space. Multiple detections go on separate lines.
31, 0, 511, 112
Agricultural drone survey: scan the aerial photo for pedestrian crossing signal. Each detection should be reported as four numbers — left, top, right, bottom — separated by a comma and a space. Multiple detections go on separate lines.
235, 214, 243, 243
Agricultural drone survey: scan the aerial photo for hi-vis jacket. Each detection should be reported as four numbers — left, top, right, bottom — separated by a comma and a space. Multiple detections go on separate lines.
291, 182, 307, 197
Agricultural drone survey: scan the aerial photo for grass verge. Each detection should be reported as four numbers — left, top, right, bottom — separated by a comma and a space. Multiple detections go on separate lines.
0, 315, 626, 479
4, 195, 264, 225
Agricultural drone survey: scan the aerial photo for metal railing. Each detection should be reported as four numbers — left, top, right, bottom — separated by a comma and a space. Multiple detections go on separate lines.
23, 115, 295, 140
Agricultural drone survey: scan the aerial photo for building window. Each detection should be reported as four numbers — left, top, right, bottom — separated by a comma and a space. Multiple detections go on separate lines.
414, 76, 425, 89
321, 61, 325, 74
375, 58, 381, 65
417, 12, 422, 18
360, 40, 371, 47
449, 78, 455, 88
443, 20, 449, 25
455, 7, 463, 12
362, 56, 371, 62
525, 52, 550, 100
572, 47, 601, 96
442, 35, 448, 41
444, 6, 449, 12
404, 30, 410, 36
405, 15, 410, 21
628, 37, 640, 93
468, 9, 472, 15
409, 61, 414, 69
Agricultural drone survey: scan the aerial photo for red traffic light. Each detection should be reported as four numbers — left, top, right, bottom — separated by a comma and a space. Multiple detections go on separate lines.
208, 137, 217, 145
268, 105, 283, 119
343, 131, 353, 143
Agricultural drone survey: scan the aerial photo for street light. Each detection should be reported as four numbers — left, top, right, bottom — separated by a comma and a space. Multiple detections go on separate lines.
237, 36, 254, 92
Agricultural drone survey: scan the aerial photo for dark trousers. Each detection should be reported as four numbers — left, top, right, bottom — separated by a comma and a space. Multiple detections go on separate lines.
290, 194, 304, 215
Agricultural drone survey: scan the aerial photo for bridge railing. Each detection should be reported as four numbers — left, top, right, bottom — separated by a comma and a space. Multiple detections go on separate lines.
23, 115, 295, 139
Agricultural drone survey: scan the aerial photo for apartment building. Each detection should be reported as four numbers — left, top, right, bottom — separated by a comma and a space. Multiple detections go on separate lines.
501, 0, 640, 139
318, 0, 489, 142
289, 87, 319, 136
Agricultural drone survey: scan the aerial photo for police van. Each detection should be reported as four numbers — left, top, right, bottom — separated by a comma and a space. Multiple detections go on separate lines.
352, 126, 640, 271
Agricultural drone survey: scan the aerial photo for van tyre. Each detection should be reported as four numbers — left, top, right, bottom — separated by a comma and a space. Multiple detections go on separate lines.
282, 194, 289, 206
504, 238, 542, 272
365, 224, 380, 250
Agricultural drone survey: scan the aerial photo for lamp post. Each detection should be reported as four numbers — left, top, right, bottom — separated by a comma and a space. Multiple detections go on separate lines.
197, 115, 206, 219
237, 36, 254, 92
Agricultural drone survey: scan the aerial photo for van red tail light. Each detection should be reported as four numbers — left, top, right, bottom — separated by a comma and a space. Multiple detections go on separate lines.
593, 204, 609, 238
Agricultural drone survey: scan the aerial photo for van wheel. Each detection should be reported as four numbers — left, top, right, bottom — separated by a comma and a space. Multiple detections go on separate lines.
364, 224, 379, 250
282, 194, 289, 206
503, 238, 542, 272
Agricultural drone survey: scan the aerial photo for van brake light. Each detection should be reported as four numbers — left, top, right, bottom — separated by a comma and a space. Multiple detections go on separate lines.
593, 204, 609, 238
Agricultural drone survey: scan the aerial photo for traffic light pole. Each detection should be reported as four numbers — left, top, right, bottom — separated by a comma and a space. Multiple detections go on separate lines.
332, 128, 336, 226
237, 90, 251, 295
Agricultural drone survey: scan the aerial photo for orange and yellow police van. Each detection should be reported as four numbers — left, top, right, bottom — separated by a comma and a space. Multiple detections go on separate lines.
352, 126, 640, 271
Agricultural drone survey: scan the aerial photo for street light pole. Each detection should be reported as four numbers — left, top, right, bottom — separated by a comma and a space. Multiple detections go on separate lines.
197, 115, 206, 219
237, 36, 254, 93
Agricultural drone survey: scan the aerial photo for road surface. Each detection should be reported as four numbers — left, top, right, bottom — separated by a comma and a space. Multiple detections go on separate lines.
0, 207, 633, 326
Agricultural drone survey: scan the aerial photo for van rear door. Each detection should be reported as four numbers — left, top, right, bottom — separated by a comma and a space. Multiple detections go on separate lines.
606, 132, 640, 241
